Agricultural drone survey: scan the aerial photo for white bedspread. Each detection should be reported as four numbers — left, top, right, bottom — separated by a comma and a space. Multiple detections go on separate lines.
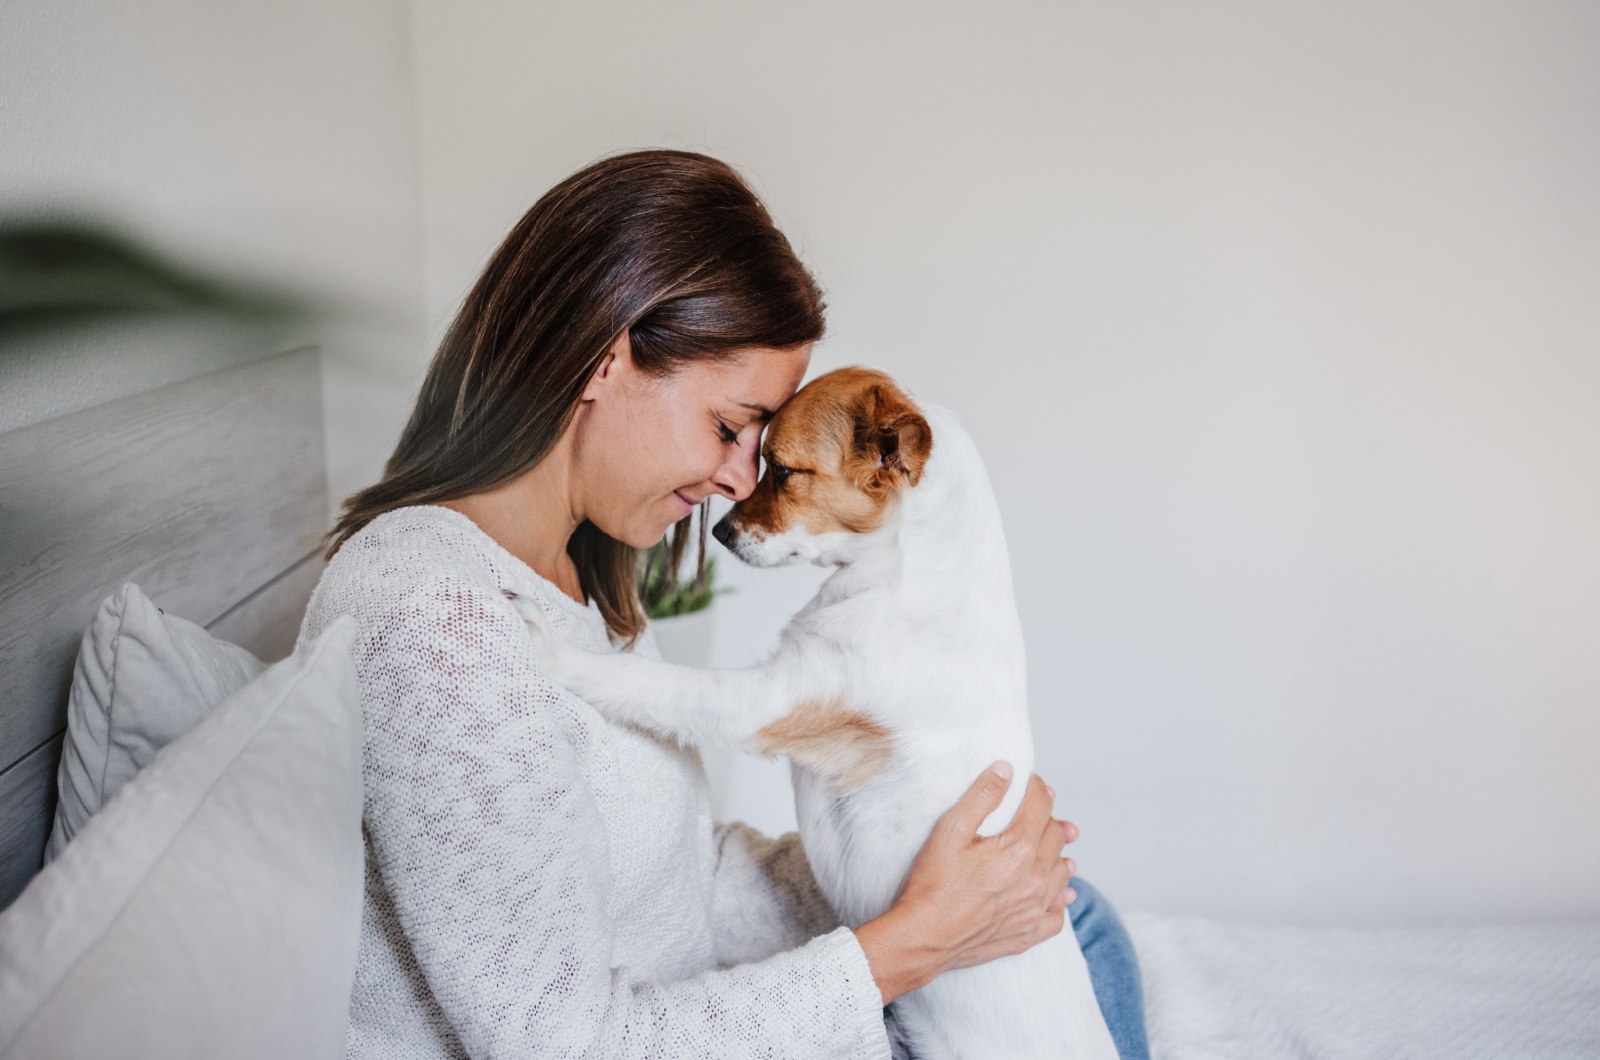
1125, 913, 1600, 1059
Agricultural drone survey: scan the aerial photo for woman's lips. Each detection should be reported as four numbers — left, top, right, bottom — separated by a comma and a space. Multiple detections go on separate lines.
672, 490, 696, 517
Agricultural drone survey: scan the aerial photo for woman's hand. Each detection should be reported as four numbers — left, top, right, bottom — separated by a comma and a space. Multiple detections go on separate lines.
854, 763, 1079, 1004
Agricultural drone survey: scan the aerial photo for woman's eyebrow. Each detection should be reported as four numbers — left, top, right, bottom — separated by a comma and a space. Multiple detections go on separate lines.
737, 401, 778, 421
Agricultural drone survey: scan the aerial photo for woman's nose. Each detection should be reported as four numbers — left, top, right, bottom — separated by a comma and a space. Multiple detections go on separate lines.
711, 444, 760, 501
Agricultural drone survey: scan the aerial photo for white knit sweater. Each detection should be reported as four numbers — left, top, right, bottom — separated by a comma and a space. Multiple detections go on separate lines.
297, 505, 890, 1059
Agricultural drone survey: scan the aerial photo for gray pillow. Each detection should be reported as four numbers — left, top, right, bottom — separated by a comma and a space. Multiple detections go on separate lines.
0, 617, 364, 1060
45, 583, 264, 861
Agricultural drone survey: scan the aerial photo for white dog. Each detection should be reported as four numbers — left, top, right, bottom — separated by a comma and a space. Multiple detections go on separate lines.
515, 367, 1118, 1060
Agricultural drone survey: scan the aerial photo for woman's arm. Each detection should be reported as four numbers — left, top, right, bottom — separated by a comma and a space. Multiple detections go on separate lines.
709, 823, 842, 966
343, 565, 889, 1059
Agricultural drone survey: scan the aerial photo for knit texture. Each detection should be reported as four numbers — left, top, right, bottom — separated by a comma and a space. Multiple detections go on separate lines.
298, 505, 889, 1060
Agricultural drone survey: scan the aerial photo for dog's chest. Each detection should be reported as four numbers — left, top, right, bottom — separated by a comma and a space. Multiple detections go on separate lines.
791, 770, 928, 926
788, 633, 1035, 925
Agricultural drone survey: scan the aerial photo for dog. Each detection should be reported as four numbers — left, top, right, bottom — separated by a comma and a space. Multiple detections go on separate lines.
514, 367, 1118, 1059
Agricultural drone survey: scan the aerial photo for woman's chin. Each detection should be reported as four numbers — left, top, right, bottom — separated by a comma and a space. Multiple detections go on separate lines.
596, 501, 689, 550
617, 521, 674, 550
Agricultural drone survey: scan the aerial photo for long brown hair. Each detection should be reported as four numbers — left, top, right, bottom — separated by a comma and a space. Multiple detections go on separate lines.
325, 150, 825, 640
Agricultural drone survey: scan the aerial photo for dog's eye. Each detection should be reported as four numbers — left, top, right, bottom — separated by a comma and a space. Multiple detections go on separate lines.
769, 462, 793, 486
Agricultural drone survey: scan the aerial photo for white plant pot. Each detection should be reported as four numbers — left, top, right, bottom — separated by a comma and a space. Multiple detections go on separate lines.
649, 607, 714, 667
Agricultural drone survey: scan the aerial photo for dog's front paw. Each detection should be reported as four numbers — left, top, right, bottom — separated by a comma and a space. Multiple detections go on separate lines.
506, 591, 587, 691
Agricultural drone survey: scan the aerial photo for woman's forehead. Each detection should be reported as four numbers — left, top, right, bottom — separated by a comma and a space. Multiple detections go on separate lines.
699, 344, 811, 411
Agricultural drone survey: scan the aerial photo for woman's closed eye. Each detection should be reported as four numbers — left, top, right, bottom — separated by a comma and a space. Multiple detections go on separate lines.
715, 419, 740, 445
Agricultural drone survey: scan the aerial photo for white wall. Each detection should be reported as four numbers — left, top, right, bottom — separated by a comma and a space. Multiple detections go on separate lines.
0, 0, 429, 512
412, 0, 1600, 926
19, 0, 1589, 928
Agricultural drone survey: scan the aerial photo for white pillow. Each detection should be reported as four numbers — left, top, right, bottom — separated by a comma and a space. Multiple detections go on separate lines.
46, 583, 265, 861
0, 617, 364, 1060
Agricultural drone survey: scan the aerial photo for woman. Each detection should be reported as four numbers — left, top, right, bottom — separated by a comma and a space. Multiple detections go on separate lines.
301, 150, 1148, 1059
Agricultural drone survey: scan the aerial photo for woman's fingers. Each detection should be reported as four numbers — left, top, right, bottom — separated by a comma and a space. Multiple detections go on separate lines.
1035, 820, 1074, 870
940, 762, 1016, 837
1043, 842, 1077, 882
1048, 883, 1078, 916
1037, 817, 1069, 858
1044, 856, 1076, 915
1004, 774, 1054, 846
1046, 854, 1074, 896
1034, 774, 1080, 843
896, 765, 1090, 975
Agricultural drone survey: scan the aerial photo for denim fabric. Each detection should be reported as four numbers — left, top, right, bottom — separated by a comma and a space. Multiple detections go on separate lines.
1069, 876, 1151, 1060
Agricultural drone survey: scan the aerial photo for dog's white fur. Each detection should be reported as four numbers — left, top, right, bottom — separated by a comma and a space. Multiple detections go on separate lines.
515, 395, 1118, 1060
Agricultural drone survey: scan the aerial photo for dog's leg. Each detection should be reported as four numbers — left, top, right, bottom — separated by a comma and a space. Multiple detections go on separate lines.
513, 592, 799, 747
513, 595, 892, 789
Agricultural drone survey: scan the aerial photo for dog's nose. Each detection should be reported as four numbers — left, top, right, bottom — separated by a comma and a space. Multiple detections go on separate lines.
712, 514, 737, 549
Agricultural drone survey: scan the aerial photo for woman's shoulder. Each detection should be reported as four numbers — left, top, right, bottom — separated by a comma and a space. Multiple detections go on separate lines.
298, 504, 608, 653
314, 502, 483, 585
337, 504, 501, 574
308, 511, 609, 773
298, 505, 510, 647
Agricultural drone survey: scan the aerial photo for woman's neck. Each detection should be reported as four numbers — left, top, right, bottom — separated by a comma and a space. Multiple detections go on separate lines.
439, 437, 588, 604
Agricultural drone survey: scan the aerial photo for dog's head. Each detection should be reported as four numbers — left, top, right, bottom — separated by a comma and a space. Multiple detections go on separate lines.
713, 367, 933, 566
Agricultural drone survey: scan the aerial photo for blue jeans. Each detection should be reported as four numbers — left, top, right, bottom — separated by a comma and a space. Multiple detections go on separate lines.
1069, 876, 1150, 1060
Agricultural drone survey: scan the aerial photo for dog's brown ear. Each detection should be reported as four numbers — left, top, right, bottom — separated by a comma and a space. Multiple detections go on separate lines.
855, 382, 933, 488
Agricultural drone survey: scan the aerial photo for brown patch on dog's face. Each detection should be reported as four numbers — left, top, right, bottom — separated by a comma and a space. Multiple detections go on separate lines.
754, 696, 894, 789
719, 367, 932, 543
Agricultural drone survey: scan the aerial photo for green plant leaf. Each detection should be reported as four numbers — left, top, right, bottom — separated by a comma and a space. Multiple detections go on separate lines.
639, 550, 727, 619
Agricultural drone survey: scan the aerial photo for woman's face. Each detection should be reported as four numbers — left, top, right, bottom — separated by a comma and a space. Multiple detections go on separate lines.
572, 335, 811, 549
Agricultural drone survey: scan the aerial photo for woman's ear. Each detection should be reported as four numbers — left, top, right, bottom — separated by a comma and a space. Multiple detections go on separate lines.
583, 331, 632, 401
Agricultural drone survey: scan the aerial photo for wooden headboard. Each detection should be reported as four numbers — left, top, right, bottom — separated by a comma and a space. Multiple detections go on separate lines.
0, 345, 330, 909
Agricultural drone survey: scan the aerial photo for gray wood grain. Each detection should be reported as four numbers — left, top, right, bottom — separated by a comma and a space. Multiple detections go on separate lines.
0, 347, 328, 773
0, 735, 62, 910
206, 549, 325, 663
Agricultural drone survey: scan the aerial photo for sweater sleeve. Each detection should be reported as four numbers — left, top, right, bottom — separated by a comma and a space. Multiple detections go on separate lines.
349, 568, 889, 1060
709, 824, 845, 967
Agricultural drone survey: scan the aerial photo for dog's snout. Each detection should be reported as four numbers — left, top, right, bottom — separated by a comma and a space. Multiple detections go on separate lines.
711, 514, 737, 549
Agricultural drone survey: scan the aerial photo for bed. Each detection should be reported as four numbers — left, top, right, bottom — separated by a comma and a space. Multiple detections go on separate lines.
2, 330, 1597, 1058
1127, 912, 1600, 1058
